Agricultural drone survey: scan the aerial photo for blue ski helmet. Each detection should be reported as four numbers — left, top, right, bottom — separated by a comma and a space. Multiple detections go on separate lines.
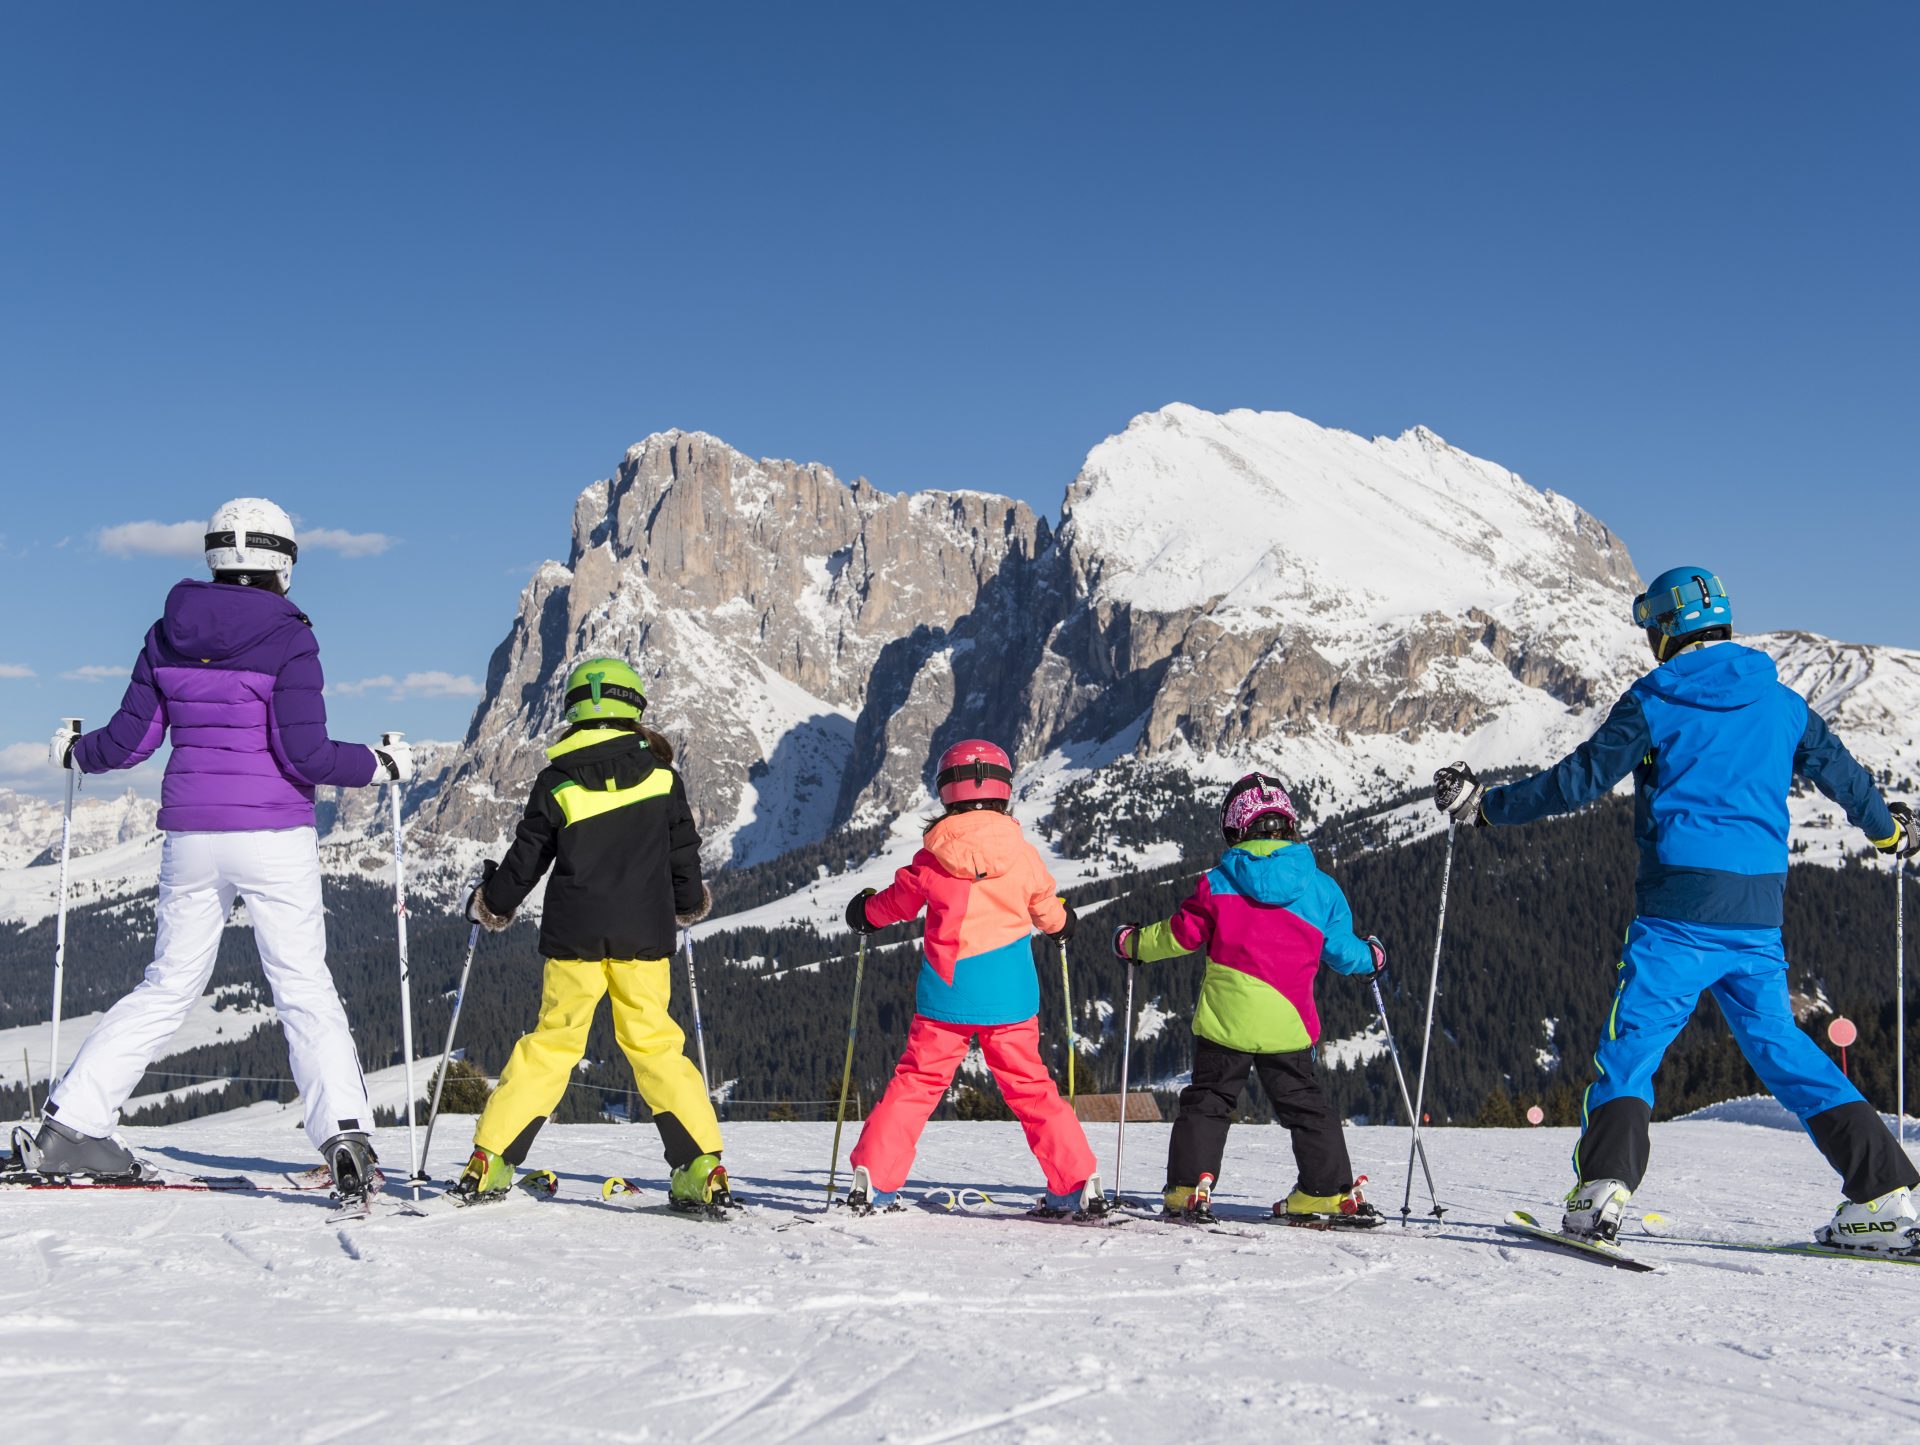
1632, 566, 1731, 640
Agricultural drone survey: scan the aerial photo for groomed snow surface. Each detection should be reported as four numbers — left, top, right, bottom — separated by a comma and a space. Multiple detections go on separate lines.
5, 1110, 1915, 1442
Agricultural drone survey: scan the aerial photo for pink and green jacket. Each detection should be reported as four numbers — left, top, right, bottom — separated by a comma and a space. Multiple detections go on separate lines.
1134, 839, 1373, 1054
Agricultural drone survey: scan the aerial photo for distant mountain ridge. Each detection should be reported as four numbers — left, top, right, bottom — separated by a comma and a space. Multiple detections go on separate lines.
2, 405, 1915, 927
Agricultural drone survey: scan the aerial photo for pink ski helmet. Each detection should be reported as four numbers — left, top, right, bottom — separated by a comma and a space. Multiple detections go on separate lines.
1221, 772, 1298, 843
936, 739, 1014, 808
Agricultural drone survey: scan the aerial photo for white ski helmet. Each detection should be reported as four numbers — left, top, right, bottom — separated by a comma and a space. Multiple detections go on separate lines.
204, 497, 298, 588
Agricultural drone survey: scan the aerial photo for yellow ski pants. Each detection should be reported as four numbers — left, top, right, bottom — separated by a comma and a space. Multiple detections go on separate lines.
474, 956, 722, 1168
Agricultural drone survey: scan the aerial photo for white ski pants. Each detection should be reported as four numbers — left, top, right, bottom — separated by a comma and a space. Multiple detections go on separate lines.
48, 827, 371, 1153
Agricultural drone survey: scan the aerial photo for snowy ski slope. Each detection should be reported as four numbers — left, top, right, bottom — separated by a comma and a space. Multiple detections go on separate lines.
3, 1111, 1914, 1442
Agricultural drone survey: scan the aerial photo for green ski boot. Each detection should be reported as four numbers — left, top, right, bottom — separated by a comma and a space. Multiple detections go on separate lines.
451, 1147, 515, 1205
669, 1153, 735, 1216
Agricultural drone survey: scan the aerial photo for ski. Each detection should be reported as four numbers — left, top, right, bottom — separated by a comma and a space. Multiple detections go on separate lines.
602, 1176, 745, 1221
0, 1172, 259, 1193
1017, 1209, 1129, 1229
1637, 1213, 1920, 1267
1269, 1212, 1386, 1232
1501, 1210, 1657, 1272
1119, 1206, 1259, 1239
447, 1168, 560, 1208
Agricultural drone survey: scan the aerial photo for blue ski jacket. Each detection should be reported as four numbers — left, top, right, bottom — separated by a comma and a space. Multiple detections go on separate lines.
1482, 643, 1896, 928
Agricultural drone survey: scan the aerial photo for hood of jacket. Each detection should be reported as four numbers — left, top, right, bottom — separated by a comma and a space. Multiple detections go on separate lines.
923, 808, 1028, 880
159, 579, 304, 663
1214, 838, 1318, 906
545, 725, 662, 789
1635, 641, 1777, 711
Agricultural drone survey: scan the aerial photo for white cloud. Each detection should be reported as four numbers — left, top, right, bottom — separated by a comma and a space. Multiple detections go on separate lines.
304, 527, 394, 558
402, 671, 483, 699
0, 663, 36, 680
0, 741, 49, 781
333, 672, 482, 701
60, 665, 124, 682
97, 520, 205, 557
97, 521, 395, 560
332, 675, 397, 697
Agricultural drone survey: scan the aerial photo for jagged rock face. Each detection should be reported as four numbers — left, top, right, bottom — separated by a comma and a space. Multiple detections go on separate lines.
418, 432, 1044, 863
421, 407, 1660, 858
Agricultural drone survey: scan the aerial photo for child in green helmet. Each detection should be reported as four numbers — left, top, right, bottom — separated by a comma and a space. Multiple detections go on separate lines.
455, 657, 732, 1212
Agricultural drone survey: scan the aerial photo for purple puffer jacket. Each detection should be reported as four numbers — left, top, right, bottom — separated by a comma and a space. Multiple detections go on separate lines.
74, 580, 379, 831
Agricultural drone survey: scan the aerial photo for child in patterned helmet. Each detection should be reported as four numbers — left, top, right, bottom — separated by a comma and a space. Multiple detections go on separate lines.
1112, 772, 1387, 1226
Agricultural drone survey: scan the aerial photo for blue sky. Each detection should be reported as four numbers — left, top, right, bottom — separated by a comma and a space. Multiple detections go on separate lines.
2, 3, 1915, 794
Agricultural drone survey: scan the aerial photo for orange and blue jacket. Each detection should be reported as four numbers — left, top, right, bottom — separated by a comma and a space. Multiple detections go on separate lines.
864, 809, 1067, 1027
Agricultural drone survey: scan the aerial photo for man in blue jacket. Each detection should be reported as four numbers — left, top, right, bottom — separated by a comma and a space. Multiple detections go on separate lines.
1434, 566, 1918, 1255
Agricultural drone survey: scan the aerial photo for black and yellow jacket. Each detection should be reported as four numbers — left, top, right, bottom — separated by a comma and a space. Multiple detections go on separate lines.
482, 724, 703, 961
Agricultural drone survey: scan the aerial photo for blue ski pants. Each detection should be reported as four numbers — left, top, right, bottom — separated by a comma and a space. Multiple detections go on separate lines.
1583, 915, 1860, 1131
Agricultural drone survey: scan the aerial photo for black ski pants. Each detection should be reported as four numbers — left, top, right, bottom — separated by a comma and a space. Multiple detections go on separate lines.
1167, 1037, 1353, 1196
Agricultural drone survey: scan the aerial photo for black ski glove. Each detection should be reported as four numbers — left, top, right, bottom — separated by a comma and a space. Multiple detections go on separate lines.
846, 888, 880, 935
1881, 802, 1920, 860
1434, 761, 1487, 826
466, 861, 510, 931
675, 881, 713, 929
1047, 898, 1077, 942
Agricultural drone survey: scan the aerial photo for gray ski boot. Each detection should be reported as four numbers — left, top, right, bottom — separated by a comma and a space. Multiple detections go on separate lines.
322, 1133, 382, 1206
14, 1119, 146, 1182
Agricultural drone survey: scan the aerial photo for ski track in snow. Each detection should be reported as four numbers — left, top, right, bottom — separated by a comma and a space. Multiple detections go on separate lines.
2, 1116, 1916, 1442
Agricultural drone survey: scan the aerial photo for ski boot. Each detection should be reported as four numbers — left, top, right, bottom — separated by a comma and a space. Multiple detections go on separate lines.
669, 1153, 736, 1217
1561, 1177, 1632, 1242
1032, 1174, 1112, 1221
1163, 1172, 1217, 1224
322, 1133, 382, 1211
1813, 1186, 1920, 1256
9, 1119, 147, 1183
1276, 1174, 1384, 1229
450, 1147, 515, 1204
844, 1165, 902, 1216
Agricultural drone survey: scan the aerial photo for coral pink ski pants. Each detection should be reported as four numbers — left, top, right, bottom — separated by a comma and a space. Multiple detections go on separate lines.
849, 1015, 1096, 1195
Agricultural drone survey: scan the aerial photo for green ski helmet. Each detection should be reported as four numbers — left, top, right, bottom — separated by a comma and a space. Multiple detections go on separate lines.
563, 657, 648, 723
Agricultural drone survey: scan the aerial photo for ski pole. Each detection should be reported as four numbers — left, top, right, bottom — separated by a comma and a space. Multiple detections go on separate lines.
415, 862, 494, 1184
1898, 860, 1907, 1147
384, 732, 422, 1202
684, 928, 711, 1095
46, 716, 80, 1118
1114, 959, 1136, 1207
825, 934, 866, 1204
1402, 820, 1456, 1224
1372, 975, 1442, 1216
1059, 936, 1076, 1101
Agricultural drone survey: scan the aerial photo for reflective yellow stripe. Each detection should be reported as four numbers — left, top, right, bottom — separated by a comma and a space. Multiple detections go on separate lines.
551, 767, 673, 826
1870, 821, 1901, 850
546, 725, 637, 762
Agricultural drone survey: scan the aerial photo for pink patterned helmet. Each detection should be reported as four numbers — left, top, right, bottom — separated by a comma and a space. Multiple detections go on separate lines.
1221, 772, 1298, 842
936, 739, 1014, 807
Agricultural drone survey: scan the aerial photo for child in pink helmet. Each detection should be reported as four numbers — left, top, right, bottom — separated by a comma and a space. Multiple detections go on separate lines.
1112, 772, 1387, 1226
843, 740, 1102, 1217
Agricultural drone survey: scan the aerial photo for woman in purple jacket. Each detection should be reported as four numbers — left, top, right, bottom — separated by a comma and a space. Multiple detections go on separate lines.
25, 498, 408, 1203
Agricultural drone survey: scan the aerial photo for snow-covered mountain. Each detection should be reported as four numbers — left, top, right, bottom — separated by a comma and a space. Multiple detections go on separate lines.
4, 405, 1915, 925
435, 405, 1918, 876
